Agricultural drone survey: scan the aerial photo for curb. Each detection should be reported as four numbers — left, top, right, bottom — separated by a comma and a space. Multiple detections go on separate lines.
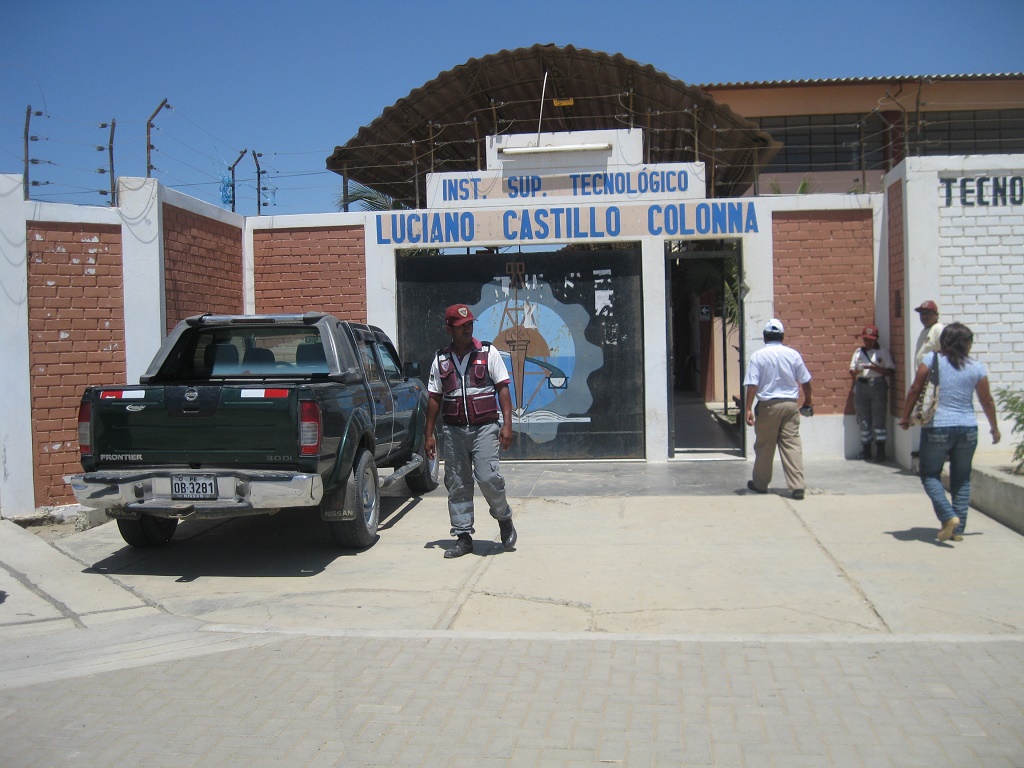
969, 464, 1024, 537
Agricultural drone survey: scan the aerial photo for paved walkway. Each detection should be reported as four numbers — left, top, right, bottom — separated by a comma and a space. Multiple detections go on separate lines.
1, 458, 1022, 767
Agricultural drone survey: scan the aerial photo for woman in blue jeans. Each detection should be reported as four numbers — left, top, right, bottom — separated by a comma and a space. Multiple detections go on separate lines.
899, 323, 1001, 542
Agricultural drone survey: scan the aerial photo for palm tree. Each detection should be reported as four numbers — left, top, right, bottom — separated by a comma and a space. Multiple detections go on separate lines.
336, 181, 403, 212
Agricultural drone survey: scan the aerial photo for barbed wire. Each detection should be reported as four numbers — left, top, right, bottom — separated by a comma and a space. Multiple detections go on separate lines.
8, 98, 1024, 210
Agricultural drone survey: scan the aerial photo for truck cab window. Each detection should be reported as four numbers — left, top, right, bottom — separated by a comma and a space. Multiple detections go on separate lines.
376, 343, 402, 381
360, 342, 382, 382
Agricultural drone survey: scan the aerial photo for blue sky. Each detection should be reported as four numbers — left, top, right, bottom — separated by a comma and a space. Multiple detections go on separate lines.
3, 0, 1022, 214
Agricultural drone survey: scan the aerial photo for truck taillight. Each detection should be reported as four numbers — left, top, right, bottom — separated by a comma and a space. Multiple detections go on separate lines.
78, 401, 92, 455
299, 401, 321, 456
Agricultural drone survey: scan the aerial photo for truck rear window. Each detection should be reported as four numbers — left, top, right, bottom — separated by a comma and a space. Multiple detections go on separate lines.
152, 328, 344, 381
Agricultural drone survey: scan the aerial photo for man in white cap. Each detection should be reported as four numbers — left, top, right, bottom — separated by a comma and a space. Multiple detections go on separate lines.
743, 319, 814, 500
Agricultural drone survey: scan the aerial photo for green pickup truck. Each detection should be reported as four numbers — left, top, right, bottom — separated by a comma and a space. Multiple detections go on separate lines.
66, 312, 439, 549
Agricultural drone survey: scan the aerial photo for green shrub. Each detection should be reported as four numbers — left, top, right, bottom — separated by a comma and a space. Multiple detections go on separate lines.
995, 387, 1024, 474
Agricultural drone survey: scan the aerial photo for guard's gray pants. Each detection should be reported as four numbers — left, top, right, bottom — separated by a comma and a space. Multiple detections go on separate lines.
443, 421, 511, 536
854, 379, 889, 444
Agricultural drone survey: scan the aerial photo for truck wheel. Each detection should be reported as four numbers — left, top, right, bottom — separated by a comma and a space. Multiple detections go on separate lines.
116, 516, 178, 547
328, 450, 380, 549
406, 424, 440, 494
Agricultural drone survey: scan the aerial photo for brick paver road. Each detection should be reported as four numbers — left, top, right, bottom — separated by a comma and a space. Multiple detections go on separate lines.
2, 625, 1023, 767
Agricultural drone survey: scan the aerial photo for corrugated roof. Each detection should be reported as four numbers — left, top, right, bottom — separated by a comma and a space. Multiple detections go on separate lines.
327, 44, 780, 207
699, 73, 1024, 89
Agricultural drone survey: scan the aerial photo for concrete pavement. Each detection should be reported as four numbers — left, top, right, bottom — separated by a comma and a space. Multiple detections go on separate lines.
1, 457, 1022, 766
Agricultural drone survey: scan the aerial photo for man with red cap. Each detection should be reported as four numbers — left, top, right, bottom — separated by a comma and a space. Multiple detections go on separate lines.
849, 324, 895, 462
914, 301, 945, 368
424, 303, 516, 558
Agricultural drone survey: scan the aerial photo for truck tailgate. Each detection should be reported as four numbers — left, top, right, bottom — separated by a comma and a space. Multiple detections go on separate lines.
93, 385, 302, 466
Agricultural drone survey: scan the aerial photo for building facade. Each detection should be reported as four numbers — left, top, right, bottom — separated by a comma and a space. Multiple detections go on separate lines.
3, 134, 1021, 517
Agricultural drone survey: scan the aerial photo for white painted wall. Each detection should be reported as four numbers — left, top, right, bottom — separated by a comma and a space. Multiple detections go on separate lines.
900, 155, 1024, 462
0, 174, 34, 517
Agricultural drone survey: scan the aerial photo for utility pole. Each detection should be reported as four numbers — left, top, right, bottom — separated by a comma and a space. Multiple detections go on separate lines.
146, 99, 169, 177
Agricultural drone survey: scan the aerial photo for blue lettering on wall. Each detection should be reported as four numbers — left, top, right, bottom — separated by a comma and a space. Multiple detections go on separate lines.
647, 202, 759, 235
508, 176, 544, 198
376, 212, 475, 244
503, 207, 622, 240
569, 170, 690, 196
441, 177, 482, 201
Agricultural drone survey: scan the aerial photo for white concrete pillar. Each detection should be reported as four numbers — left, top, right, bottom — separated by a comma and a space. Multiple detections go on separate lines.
0, 175, 34, 517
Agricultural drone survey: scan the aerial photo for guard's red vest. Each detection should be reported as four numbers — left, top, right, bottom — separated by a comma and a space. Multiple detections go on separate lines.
436, 340, 500, 426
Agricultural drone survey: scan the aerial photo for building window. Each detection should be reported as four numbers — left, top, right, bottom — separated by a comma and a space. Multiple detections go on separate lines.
757, 109, 1024, 174
918, 109, 1024, 156
756, 113, 887, 174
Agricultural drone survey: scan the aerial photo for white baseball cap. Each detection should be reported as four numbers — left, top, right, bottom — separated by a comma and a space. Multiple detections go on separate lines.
764, 318, 784, 334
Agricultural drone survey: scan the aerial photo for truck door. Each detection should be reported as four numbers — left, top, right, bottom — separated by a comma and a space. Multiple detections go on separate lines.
355, 334, 396, 459
374, 338, 416, 452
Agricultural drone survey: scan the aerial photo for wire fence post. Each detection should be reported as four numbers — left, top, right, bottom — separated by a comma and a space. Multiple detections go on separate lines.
252, 150, 263, 215
107, 119, 116, 205
146, 98, 169, 178
228, 148, 247, 213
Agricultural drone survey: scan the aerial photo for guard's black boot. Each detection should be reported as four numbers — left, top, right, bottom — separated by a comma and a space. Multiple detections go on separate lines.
873, 441, 886, 463
858, 442, 872, 461
444, 534, 473, 559
499, 518, 517, 550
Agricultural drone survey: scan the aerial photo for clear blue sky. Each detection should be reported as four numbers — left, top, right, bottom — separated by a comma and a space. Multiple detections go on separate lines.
3, 0, 1022, 214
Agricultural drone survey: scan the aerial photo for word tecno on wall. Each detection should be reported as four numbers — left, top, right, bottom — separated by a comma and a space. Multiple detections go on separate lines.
942, 175, 1024, 207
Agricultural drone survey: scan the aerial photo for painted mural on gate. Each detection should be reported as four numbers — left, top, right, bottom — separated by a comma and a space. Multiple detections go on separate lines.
469, 262, 603, 444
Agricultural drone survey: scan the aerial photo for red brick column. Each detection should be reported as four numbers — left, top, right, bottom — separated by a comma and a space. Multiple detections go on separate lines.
252, 226, 366, 319
27, 222, 125, 506
162, 204, 244, 332
771, 210, 875, 415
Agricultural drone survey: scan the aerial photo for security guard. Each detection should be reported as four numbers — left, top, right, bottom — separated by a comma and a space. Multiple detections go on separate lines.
424, 304, 516, 558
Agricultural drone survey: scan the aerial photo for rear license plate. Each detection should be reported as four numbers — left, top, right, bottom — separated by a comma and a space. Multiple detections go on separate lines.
171, 474, 217, 500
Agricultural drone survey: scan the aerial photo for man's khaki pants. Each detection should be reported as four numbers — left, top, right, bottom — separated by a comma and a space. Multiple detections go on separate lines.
751, 399, 805, 492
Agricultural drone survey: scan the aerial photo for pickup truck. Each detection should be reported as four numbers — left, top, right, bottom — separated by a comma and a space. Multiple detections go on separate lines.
65, 312, 439, 549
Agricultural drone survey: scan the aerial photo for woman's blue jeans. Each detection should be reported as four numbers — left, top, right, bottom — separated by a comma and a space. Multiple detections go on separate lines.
918, 426, 978, 534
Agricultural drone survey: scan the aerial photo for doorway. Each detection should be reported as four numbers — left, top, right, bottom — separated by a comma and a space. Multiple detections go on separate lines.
666, 240, 744, 458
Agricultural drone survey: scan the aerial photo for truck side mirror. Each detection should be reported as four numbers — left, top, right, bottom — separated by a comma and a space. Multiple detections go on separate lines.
404, 361, 421, 379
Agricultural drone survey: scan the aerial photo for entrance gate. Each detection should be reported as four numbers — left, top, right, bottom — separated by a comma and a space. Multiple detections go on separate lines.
397, 245, 645, 460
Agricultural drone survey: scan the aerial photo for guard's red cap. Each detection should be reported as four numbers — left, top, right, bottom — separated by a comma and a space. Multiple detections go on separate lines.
860, 324, 879, 340
914, 300, 939, 313
445, 304, 474, 327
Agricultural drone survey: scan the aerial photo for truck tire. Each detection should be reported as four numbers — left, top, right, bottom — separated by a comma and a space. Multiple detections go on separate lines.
405, 424, 441, 494
116, 515, 178, 547
328, 450, 380, 549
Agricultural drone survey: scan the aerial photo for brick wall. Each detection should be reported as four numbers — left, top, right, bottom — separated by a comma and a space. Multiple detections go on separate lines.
937, 171, 1024, 396
27, 222, 124, 506
162, 203, 244, 332
887, 183, 907, 412
252, 226, 366, 318
771, 210, 876, 415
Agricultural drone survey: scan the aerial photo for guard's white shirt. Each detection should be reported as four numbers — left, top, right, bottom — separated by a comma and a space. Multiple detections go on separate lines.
744, 341, 812, 401
849, 345, 895, 379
